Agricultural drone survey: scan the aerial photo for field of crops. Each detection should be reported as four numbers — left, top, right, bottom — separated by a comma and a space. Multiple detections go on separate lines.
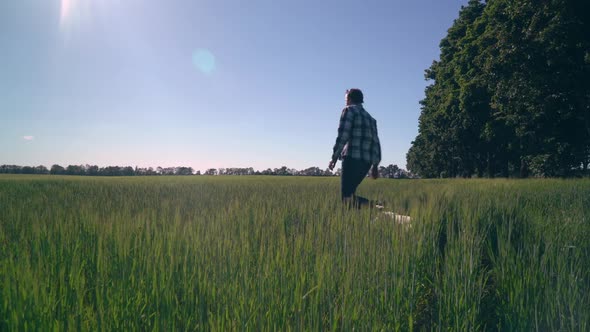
1, 175, 589, 331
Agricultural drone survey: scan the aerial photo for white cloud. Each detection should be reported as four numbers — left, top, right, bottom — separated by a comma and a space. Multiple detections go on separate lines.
23, 136, 34, 141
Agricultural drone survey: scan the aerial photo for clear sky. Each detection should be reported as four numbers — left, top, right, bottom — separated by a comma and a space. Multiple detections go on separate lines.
1, 0, 468, 172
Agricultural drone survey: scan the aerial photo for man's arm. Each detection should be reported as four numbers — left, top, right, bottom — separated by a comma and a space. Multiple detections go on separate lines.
370, 120, 382, 178
331, 107, 354, 164
374, 136, 382, 166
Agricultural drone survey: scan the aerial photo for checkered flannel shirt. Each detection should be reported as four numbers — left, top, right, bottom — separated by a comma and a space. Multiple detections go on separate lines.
331, 104, 381, 165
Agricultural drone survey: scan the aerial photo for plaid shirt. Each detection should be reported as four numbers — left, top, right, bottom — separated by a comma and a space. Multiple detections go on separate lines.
331, 104, 381, 165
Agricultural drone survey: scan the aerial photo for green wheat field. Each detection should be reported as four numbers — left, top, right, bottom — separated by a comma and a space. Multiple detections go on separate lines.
1, 175, 589, 331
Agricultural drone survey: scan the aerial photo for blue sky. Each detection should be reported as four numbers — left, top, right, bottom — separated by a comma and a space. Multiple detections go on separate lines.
1, 0, 468, 172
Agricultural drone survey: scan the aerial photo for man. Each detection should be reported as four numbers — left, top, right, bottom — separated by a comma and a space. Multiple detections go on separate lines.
329, 88, 381, 208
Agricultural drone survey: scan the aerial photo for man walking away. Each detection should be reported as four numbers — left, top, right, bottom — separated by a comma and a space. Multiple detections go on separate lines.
329, 88, 381, 209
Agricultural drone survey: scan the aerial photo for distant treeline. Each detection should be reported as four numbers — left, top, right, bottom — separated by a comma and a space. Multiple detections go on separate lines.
407, 0, 590, 178
0, 164, 414, 178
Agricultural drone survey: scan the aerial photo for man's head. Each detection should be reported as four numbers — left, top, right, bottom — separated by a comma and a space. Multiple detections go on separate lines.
345, 89, 364, 105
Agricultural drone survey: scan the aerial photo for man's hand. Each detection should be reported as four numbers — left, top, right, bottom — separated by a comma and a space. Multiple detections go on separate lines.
370, 165, 379, 179
328, 160, 336, 171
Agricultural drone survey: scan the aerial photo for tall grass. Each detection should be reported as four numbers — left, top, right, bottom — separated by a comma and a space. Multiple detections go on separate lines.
0, 175, 588, 330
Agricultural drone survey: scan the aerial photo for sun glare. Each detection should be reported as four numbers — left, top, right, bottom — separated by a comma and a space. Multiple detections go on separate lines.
59, 0, 121, 32
60, 0, 73, 25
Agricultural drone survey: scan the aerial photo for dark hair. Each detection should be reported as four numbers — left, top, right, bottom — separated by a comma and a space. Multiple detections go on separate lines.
346, 88, 364, 104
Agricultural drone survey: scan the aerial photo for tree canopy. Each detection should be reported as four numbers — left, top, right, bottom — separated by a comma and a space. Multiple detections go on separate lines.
407, 0, 590, 178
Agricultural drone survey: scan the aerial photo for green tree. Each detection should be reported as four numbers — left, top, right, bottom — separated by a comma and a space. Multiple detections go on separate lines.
408, 0, 486, 178
50, 164, 65, 175
408, 0, 590, 178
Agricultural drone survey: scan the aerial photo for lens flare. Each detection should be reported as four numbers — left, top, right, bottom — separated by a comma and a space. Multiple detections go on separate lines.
192, 49, 216, 75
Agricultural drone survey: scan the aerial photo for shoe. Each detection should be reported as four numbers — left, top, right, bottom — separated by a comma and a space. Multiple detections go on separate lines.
374, 200, 385, 210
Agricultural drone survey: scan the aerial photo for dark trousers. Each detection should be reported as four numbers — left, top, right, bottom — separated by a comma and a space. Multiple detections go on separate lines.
341, 157, 372, 209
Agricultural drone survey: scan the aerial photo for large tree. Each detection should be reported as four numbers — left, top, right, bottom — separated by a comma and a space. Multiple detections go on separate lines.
408, 0, 590, 178
408, 0, 486, 178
